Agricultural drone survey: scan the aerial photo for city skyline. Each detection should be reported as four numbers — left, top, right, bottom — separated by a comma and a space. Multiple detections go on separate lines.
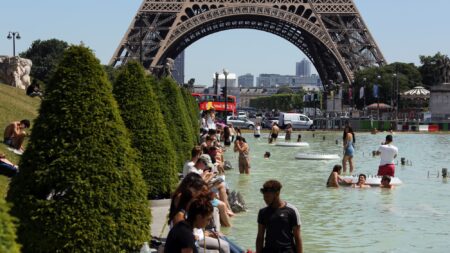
1, 0, 450, 86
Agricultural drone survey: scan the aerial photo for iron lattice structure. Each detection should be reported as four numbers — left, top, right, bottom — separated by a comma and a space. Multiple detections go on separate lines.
110, 0, 385, 84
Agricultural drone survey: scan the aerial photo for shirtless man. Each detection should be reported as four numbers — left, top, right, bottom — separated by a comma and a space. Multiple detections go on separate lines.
269, 122, 280, 142
352, 174, 371, 188
3, 119, 30, 151
380, 175, 395, 189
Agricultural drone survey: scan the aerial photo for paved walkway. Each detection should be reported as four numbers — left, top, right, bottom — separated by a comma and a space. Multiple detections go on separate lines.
150, 199, 171, 238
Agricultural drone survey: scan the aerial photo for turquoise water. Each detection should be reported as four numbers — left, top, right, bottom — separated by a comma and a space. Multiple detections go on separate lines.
221, 132, 450, 253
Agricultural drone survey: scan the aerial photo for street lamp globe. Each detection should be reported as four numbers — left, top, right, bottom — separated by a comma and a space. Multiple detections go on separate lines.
7, 32, 12, 39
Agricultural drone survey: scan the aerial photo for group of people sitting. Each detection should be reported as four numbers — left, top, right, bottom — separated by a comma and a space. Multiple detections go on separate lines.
167, 119, 247, 252
167, 172, 243, 253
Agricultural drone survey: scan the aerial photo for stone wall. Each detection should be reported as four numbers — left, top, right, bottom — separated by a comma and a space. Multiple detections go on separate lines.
430, 83, 450, 121
0, 56, 32, 89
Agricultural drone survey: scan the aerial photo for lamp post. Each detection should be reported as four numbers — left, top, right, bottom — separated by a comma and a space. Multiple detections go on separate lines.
363, 77, 367, 114
214, 72, 219, 95
329, 80, 335, 113
340, 81, 344, 113
223, 69, 229, 125
393, 73, 399, 120
7, 31, 21, 57
377, 75, 381, 120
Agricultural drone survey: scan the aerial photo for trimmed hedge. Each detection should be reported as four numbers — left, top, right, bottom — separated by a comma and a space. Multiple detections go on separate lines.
0, 198, 20, 253
113, 62, 178, 199
151, 77, 194, 169
7, 46, 151, 253
250, 94, 304, 111
180, 87, 200, 144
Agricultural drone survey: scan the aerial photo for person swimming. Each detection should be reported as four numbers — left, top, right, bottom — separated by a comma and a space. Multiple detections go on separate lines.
380, 175, 395, 189
352, 174, 371, 188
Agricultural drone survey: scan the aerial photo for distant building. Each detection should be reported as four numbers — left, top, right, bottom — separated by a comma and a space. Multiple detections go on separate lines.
256, 73, 320, 87
238, 73, 254, 87
172, 51, 185, 84
296, 58, 311, 77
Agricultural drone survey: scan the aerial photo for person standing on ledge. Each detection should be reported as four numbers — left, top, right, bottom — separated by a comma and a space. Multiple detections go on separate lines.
375, 135, 398, 177
256, 180, 303, 253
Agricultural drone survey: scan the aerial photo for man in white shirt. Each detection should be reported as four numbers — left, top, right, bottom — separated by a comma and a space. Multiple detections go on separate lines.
182, 146, 203, 177
375, 135, 398, 177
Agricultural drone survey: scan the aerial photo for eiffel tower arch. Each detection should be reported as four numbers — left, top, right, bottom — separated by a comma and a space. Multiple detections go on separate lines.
110, 0, 386, 84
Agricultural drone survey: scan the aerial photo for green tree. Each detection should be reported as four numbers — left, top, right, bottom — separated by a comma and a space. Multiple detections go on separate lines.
0, 198, 20, 253
180, 87, 200, 144
19, 39, 69, 83
7, 46, 150, 253
353, 63, 421, 108
151, 77, 194, 169
419, 52, 449, 88
277, 85, 294, 94
113, 62, 178, 198
250, 94, 303, 111
103, 65, 120, 84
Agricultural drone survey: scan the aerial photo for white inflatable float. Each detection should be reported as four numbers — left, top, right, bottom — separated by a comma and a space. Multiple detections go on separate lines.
276, 142, 309, 147
340, 175, 403, 185
295, 153, 340, 160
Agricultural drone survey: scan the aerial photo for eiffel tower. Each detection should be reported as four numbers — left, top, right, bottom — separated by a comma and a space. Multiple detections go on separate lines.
110, 0, 385, 84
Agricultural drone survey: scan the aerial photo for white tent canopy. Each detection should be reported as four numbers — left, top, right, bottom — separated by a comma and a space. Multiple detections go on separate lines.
401, 86, 430, 99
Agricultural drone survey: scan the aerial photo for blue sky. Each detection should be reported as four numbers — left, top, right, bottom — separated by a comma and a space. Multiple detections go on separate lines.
1, 0, 449, 86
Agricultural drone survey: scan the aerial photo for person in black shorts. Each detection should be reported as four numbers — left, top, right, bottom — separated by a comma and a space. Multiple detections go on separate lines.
256, 180, 303, 253
165, 196, 214, 253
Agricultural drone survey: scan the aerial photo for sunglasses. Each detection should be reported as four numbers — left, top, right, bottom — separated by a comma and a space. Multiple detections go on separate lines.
260, 188, 278, 194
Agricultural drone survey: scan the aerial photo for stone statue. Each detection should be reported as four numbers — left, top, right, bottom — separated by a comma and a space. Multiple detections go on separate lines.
0, 56, 32, 89
437, 56, 450, 84
150, 57, 174, 79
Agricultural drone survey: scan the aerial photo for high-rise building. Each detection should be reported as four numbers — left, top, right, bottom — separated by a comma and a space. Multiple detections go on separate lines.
172, 51, 185, 84
238, 73, 254, 87
296, 58, 311, 77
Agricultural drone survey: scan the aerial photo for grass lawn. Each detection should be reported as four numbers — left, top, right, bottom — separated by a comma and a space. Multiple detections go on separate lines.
0, 83, 41, 197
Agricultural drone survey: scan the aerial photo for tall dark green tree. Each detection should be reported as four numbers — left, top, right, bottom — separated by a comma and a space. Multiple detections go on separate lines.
20, 39, 69, 83
0, 198, 20, 253
419, 52, 449, 88
151, 77, 194, 169
180, 87, 200, 144
113, 62, 178, 198
250, 94, 303, 111
7, 46, 150, 252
